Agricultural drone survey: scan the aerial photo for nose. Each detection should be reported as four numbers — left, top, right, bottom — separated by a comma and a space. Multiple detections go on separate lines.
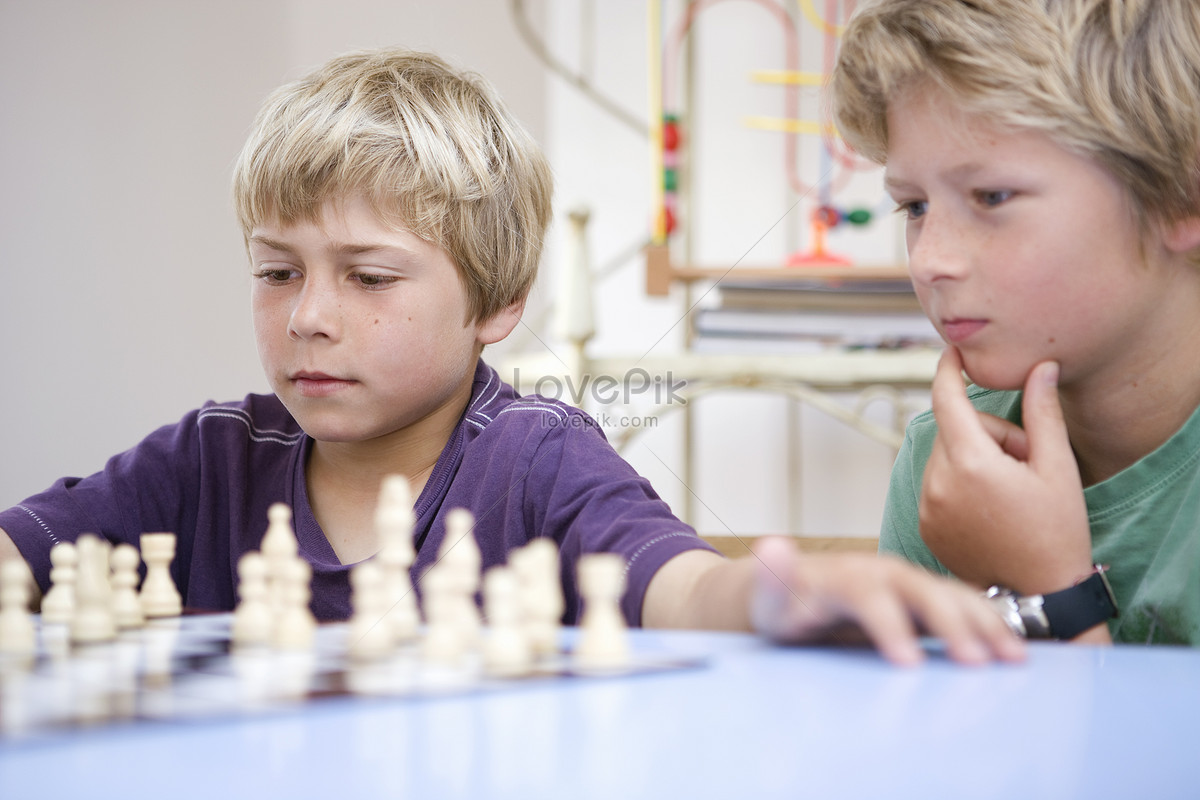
905, 211, 968, 288
288, 278, 341, 341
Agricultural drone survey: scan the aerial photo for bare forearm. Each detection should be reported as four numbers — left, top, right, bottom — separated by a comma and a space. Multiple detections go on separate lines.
641, 550, 754, 631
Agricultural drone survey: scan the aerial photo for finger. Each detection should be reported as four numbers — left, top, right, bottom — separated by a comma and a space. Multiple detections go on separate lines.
930, 347, 998, 454
749, 537, 819, 640
838, 585, 926, 666
901, 578, 1027, 664
977, 413, 1031, 461
1020, 361, 1076, 473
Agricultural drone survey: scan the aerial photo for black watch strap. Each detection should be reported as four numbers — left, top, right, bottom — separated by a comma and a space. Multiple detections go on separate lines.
1041, 569, 1119, 640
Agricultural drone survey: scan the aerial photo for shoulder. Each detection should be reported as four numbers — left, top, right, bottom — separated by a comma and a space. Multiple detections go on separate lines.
192, 394, 305, 446
464, 362, 605, 442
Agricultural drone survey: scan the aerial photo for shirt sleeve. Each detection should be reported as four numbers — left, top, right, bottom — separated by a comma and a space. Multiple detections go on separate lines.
524, 413, 717, 627
0, 412, 202, 592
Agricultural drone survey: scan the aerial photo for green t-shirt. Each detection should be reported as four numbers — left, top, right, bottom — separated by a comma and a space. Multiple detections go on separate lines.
881, 385, 1200, 645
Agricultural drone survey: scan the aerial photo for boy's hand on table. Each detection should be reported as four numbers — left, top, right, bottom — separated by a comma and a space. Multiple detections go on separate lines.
919, 347, 1093, 595
750, 537, 1025, 666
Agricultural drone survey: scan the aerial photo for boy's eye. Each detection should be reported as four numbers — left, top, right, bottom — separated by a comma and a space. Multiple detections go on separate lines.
253, 268, 296, 284
893, 200, 927, 220
976, 189, 1013, 207
354, 273, 399, 289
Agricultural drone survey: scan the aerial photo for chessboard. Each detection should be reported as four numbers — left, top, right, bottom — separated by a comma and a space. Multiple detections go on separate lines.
0, 474, 707, 741
0, 611, 705, 741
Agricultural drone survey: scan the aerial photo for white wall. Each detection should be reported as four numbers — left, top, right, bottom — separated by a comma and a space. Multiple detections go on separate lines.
0, 0, 925, 538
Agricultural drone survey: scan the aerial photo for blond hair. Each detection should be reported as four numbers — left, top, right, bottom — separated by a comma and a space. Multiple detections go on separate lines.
831, 0, 1200, 237
232, 48, 553, 322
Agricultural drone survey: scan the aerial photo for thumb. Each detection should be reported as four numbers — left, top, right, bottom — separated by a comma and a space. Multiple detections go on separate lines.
1022, 361, 1074, 470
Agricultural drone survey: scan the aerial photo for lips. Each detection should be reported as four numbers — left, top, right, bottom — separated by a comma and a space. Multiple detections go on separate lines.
290, 370, 355, 397
941, 319, 987, 343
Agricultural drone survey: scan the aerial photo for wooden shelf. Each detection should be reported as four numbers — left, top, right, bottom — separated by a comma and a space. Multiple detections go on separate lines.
645, 244, 908, 296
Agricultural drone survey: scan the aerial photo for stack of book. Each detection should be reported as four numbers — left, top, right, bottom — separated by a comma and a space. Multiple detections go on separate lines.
691, 275, 941, 353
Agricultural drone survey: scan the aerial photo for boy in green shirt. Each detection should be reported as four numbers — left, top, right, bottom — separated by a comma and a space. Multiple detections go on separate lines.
832, 0, 1200, 644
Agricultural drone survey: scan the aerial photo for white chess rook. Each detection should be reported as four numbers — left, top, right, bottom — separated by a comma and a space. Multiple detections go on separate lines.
139, 532, 182, 618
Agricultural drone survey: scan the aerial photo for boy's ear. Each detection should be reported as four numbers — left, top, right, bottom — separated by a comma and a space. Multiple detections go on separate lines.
476, 297, 527, 345
1164, 215, 1200, 253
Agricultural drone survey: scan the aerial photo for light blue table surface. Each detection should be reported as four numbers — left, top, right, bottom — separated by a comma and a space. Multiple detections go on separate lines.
1, 627, 1196, 799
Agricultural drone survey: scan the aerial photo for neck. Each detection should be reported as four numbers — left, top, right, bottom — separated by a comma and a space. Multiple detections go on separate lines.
305, 368, 476, 563
1061, 262, 1200, 486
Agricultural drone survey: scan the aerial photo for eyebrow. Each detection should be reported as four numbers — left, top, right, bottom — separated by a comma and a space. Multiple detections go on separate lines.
885, 161, 988, 193
247, 235, 410, 259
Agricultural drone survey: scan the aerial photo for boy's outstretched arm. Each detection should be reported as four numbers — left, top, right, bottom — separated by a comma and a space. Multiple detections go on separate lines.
642, 539, 1025, 665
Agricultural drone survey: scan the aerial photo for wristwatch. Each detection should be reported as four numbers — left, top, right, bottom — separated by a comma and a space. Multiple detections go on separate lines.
984, 565, 1118, 640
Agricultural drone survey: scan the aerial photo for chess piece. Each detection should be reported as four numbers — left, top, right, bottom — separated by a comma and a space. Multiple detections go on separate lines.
261, 503, 298, 619
437, 508, 482, 648
231, 552, 272, 647
273, 557, 316, 650
421, 563, 464, 664
40, 541, 77, 625
109, 543, 144, 629
347, 561, 392, 661
574, 553, 631, 671
376, 477, 420, 643
0, 560, 36, 658
71, 534, 117, 644
482, 566, 533, 678
514, 538, 564, 658
139, 532, 182, 618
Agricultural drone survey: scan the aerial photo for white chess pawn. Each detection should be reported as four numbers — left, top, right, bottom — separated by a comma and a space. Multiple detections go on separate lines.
71, 534, 117, 644
273, 557, 316, 650
109, 544, 145, 629
40, 542, 78, 628
40, 541, 77, 625
347, 561, 393, 661
231, 552, 272, 648
574, 553, 631, 671
438, 508, 482, 648
482, 566, 533, 678
139, 532, 182, 618
515, 538, 564, 658
0, 560, 36, 658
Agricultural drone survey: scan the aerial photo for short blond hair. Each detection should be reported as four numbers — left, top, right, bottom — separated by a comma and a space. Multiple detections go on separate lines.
233, 48, 553, 323
831, 0, 1200, 237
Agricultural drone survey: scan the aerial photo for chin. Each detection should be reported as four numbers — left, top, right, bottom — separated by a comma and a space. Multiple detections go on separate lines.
960, 357, 1033, 393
